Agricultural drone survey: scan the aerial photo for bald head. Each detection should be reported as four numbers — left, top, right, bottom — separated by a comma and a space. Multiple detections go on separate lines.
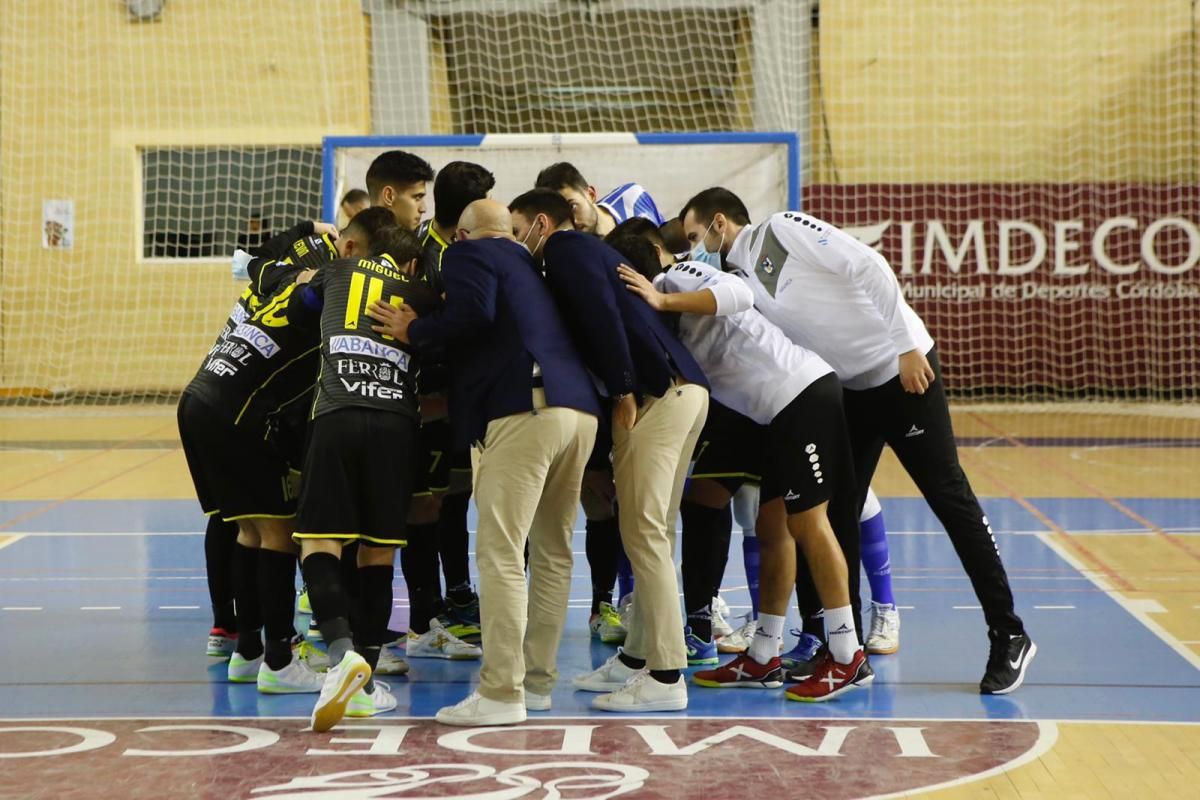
457, 199, 513, 241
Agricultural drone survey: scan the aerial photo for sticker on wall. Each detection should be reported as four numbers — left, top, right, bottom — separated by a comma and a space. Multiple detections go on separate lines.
42, 199, 74, 249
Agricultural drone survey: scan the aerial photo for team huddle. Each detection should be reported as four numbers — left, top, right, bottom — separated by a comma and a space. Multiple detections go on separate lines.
178, 151, 1037, 732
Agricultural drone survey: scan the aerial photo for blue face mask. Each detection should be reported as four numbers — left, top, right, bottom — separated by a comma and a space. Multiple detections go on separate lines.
686, 218, 725, 269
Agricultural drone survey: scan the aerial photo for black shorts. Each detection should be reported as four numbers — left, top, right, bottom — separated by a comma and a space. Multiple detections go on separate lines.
412, 418, 451, 497
177, 391, 296, 522
759, 373, 855, 515
690, 400, 764, 495
586, 415, 614, 473
293, 407, 418, 546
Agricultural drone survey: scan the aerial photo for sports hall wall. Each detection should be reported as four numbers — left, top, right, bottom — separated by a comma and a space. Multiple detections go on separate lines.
0, 0, 1193, 398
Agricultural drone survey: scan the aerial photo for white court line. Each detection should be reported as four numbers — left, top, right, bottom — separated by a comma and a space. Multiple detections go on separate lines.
1036, 532, 1200, 672
1, 606, 42, 611
1033, 605, 1076, 610
158, 605, 200, 610
897, 605, 915, 610
80, 606, 121, 611
952, 605, 982, 610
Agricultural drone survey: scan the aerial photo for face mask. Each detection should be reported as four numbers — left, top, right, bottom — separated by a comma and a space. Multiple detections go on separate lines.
231, 249, 253, 282
520, 217, 545, 255
689, 218, 725, 269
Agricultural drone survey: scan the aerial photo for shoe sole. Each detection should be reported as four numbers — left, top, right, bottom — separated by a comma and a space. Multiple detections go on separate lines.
228, 674, 258, 683
311, 663, 371, 733
436, 709, 527, 726
407, 651, 480, 661
785, 672, 875, 703
572, 680, 630, 692
692, 677, 783, 689
592, 697, 687, 712
258, 682, 323, 695
346, 701, 398, 718
866, 642, 899, 655
982, 642, 1037, 695
717, 644, 748, 654
687, 656, 720, 666
375, 665, 411, 676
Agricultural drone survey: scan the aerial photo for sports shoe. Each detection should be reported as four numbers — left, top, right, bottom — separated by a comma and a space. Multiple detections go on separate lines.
589, 602, 627, 644
717, 616, 755, 654
305, 619, 322, 642
780, 630, 824, 670
436, 613, 481, 644
296, 589, 312, 616
617, 593, 634, 630
346, 680, 397, 718
406, 618, 482, 660
384, 628, 407, 648
228, 652, 263, 683
374, 650, 410, 676
592, 672, 687, 713
207, 627, 236, 658
293, 638, 329, 671
711, 596, 734, 638
685, 627, 719, 666
980, 631, 1037, 695
785, 649, 874, 703
572, 649, 643, 692
311, 651, 372, 733
436, 691, 526, 727
692, 654, 784, 689
866, 602, 900, 655
525, 691, 552, 712
257, 657, 325, 694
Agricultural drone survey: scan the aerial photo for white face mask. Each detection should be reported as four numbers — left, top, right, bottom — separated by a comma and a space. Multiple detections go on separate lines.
689, 218, 725, 269
520, 216, 545, 255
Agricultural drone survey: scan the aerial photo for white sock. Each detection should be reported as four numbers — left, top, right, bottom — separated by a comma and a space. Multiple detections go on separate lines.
825, 605, 859, 664
749, 612, 785, 664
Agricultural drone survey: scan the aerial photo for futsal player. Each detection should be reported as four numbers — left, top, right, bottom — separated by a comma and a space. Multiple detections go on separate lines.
289, 225, 441, 731
534, 161, 666, 236
679, 188, 1036, 694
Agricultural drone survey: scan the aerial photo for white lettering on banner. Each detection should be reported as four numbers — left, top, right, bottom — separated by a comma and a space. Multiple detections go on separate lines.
339, 378, 406, 401
849, 217, 1200, 276
329, 335, 410, 371
230, 304, 249, 325
230, 323, 280, 358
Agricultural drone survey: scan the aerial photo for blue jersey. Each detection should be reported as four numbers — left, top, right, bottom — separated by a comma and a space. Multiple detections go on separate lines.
597, 182, 665, 227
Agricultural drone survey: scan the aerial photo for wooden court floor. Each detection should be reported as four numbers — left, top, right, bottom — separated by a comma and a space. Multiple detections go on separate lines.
0, 404, 1197, 799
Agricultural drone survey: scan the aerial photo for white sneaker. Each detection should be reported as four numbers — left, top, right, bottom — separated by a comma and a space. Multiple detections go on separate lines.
227, 652, 263, 683
346, 680, 397, 718
711, 596, 734, 638
617, 593, 634, 630
525, 691, 552, 712
866, 602, 900, 655
257, 657, 325, 694
406, 619, 482, 660
717, 615, 755, 654
310, 651, 371, 733
572, 649, 643, 692
592, 672, 687, 713
293, 638, 329, 671
435, 691, 526, 727
374, 650, 410, 676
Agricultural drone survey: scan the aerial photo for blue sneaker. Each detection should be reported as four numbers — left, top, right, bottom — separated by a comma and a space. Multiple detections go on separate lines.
685, 626, 719, 666
780, 630, 824, 670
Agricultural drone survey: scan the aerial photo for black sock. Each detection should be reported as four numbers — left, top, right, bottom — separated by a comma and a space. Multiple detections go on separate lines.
618, 652, 646, 670
301, 552, 353, 660
681, 500, 727, 639
259, 548, 299, 670
650, 669, 681, 684
585, 517, 620, 614
205, 517, 238, 630
233, 543, 263, 660
400, 522, 442, 634
438, 491, 472, 597
356, 562, 394, 693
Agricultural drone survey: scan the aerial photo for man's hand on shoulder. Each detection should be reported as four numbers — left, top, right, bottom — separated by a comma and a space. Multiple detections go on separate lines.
367, 300, 418, 344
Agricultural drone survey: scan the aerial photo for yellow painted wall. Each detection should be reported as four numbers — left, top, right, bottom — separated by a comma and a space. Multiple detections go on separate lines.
811, 0, 1197, 183
0, 0, 369, 396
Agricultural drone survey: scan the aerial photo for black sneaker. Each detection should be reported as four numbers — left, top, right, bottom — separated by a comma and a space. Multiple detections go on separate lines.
783, 643, 828, 682
980, 630, 1037, 695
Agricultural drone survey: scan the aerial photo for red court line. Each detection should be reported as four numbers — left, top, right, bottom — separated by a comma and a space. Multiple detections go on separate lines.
956, 448, 1137, 592
0, 448, 179, 533
0, 420, 178, 496
966, 411, 1200, 563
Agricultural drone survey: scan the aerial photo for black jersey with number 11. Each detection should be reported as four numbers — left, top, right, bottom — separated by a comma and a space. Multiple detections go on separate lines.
300, 253, 441, 421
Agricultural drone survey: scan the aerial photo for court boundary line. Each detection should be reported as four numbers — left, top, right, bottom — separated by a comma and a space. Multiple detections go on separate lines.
0, 715, 1196, 725
1036, 531, 1200, 672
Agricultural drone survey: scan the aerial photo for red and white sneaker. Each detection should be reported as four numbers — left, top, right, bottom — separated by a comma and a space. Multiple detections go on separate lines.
692, 654, 784, 689
784, 649, 874, 702
206, 627, 236, 658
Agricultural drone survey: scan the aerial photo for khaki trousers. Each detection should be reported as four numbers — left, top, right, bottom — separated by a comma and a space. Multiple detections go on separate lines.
472, 391, 598, 702
613, 381, 709, 670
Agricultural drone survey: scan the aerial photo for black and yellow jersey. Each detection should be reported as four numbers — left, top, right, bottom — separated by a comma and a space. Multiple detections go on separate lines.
416, 219, 450, 298
291, 253, 441, 421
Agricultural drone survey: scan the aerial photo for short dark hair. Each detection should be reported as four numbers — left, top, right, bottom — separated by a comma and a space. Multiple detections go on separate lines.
343, 206, 397, 247
365, 151, 434, 201
434, 161, 496, 228
340, 188, 368, 207
369, 226, 422, 263
607, 217, 666, 250
659, 218, 690, 254
679, 187, 751, 227
605, 234, 664, 282
509, 188, 573, 228
534, 162, 589, 194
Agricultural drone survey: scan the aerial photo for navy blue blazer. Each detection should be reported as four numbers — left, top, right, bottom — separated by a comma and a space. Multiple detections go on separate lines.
408, 236, 602, 450
543, 231, 709, 398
